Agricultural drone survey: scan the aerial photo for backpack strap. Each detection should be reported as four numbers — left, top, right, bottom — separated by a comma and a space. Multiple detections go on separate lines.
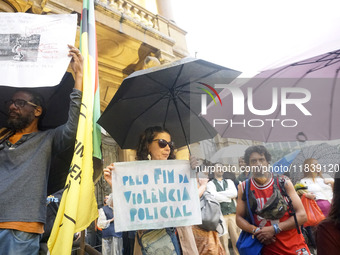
245, 179, 255, 225
0, 128, 15, 150
276, 176, 301, 234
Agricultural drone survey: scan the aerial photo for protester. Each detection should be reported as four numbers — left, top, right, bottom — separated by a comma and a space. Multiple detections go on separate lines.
103, 126, 199, 255
236, 145, 310, 255
316, 169, 340, 254
207, 163, 240, 255
98, 194, 123, 255
299, 158, 334, 216
191, 168, 226, 255
0, 45, 83, 255
122, 231, 135, 255
236, 156, 251, 183
221, 163, 239, 189
293, 183, 318, 252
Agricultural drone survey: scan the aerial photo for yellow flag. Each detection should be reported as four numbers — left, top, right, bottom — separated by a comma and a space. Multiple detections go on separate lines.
47, 0, 99, 253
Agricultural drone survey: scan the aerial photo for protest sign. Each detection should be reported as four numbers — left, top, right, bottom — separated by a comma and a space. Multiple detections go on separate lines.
112, 160, 201, 232
0, 13, 77, 87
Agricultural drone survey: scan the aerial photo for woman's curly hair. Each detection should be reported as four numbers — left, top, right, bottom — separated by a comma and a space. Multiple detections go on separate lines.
136, 126, 176, 160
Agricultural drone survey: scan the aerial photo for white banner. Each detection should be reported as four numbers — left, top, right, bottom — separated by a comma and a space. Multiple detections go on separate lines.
0, 13, 77, 87
112, 160, 202, 232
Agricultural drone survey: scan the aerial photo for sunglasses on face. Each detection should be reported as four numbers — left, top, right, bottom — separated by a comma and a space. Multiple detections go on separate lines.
5, 99, 38, 109
153, 139, 174, 149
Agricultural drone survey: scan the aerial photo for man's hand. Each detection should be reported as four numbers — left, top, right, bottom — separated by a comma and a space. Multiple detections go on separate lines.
255, 226, 276, 244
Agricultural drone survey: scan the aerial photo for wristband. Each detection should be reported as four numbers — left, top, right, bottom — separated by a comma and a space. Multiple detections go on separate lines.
273, 224, 281, 235
252, 227, 260, 234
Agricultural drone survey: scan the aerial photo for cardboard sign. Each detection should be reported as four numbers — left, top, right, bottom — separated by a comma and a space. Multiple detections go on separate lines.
112, 160, 201, 231
0, 13, 77, 87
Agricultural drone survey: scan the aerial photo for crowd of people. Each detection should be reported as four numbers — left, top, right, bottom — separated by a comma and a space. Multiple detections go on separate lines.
100, 131, 338, 255
1, 47, 339, 255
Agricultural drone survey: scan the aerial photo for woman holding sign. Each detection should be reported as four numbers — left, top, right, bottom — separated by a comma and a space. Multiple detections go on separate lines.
103, 126, 199, 255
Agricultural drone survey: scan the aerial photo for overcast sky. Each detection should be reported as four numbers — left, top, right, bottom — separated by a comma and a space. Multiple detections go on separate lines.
172, 0, 340, 76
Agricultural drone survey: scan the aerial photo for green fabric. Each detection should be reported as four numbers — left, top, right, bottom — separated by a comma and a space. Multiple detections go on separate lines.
212, 179, 236, 215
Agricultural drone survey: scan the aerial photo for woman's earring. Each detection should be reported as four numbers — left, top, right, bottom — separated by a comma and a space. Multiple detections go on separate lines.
147, 154, 151, 160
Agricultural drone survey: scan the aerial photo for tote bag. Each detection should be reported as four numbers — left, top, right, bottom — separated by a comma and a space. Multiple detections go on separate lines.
301, 194, 325, 227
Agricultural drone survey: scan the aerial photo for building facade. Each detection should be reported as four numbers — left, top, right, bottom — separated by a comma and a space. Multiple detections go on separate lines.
1, 0, 190, 203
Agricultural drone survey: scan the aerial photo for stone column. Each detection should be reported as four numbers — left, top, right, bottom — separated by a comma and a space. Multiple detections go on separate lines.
156, 0, 175, 22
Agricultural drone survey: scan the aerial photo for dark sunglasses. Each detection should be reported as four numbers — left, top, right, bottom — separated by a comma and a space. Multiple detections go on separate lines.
5, 99, 38, 109
153, 139, 174, 149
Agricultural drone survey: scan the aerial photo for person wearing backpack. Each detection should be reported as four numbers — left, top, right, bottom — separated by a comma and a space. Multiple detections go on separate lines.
207, 163, 240, 255
236, 145, 310, 255
98, 194, 123, 255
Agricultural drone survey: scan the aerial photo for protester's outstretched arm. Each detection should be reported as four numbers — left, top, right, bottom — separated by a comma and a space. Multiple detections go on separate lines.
68, 45, 83, 91
52, 45, 83, 152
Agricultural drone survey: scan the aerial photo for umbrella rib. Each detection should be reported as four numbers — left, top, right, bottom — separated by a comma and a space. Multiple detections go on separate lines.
162, 95, 172, 129
176, 93, 217, 138
307, 59, 340, 73
295, 50, 340, 66
119, 91, 170, 147
142, 63, 195, 92
263, 72, 310, 142
115, 92, 169, 101
220, 66, 291, 138
261, 51, 340, 141
172, 96, 191, 152
221, 69, 309, 140
174, 69, 224, 92
171, 65, 184, 89
144, 74, 170, 90
329, 68, 340, 139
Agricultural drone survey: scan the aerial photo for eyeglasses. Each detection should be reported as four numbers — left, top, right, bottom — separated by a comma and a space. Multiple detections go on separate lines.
5, 99, 38, 109
153, 139, 174, 149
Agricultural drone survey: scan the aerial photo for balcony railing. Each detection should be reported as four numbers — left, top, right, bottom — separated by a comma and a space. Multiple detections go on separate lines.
96, 0, 159, 30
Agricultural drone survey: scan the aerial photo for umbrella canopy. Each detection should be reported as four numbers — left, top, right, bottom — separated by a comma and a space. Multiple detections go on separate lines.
0, 72, 74, 130
1, 72, 75, 195
204, 48, 340, 142
272, 149, 300, 174
210, 144, 249, 163
98, 57, 241, 150
289, 143, 340, 184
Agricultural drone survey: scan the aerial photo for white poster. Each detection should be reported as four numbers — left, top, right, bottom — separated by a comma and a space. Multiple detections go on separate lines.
0, 13, 77, 87
112, 160, 202, 232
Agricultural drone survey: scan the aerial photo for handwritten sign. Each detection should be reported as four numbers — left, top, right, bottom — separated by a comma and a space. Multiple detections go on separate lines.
112, 160, 202, 232
0, 13, 77, 87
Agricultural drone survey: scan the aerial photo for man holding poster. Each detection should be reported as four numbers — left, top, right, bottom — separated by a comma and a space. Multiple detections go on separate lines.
103, 126, 199, 255
0, 45, 83, 254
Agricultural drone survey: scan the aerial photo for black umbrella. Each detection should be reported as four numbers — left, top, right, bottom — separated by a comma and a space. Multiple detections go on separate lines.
0, 72, 74, 130
98, 57, 241, 150
0, 72, 75, 194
